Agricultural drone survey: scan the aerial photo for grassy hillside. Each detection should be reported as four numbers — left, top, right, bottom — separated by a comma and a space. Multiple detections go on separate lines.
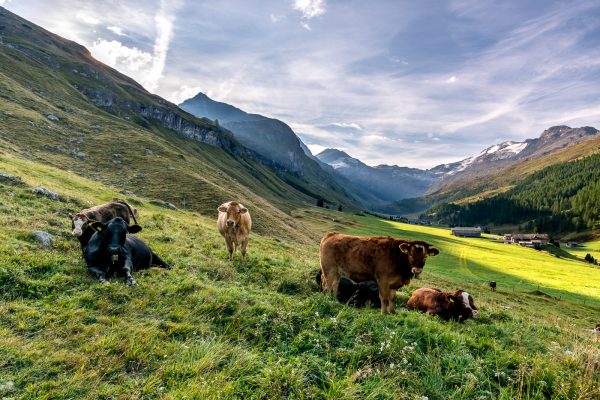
1, 156, 599, 399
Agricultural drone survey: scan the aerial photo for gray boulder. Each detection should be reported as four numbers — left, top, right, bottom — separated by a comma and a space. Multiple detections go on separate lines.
150, 199, 177, 210
32, 231, 53, 248
0, 173, 25, 186
47, 114, 59, 121
32, 187, 59, 200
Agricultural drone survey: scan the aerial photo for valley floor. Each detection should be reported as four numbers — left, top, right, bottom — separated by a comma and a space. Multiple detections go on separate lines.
1, 155, 599, 399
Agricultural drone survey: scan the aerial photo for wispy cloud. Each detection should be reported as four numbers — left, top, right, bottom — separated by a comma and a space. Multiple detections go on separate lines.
106, 25, 125, 36
293, 0, 326, 30
293, 0, 326, 19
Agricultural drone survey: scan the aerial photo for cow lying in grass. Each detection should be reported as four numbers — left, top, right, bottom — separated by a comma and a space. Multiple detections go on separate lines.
407, 287, 479, 322
70, 200, 138, 250
315, 270, 381, 308
84, 217, 171, 285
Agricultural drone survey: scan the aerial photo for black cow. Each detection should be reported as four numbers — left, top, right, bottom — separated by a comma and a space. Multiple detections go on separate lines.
489, 281, 497, 291
84, 217, 171, 285
315, 270, 381, 308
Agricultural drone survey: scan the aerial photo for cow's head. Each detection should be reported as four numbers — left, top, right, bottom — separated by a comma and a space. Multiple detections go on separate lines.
447, 290, 479, 320
70, 212, 92, 237
90, 217, 142, 263
399, 242, 439, 276
218, 202, 248, 229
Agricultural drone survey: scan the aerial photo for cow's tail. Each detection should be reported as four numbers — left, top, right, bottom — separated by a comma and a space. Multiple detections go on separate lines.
116, 200, 139, 225
319, 232, 337, 293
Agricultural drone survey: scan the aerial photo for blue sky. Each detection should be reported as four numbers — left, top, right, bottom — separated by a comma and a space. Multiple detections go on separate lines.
3, 0, 600, 168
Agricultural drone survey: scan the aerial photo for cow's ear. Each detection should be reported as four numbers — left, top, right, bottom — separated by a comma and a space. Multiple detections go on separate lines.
68, 213, 74, 219
218, 206, 228, 213
89, 221, 106, 232
428, 247, 440, 256
128, 224, 142, 234
399, 243, 411, 254
239, 208, 248, 214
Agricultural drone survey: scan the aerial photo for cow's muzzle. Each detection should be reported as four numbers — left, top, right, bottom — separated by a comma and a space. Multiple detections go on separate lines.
411, 267, 423, 276
226, 220, 234, 227
71, 230, 82, 237
472, 310, 480, 318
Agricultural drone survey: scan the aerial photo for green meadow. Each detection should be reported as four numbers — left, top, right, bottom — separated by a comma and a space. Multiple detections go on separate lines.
1, 154, 599, 399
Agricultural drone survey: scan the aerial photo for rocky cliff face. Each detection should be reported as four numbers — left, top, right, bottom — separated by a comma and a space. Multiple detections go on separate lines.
179, 92, 310, 172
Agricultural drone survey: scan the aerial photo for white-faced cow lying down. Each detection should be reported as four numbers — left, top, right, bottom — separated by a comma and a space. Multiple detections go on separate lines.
319, 232, 439, 314
217, 201, 252, 261
70, 200, 138, 250
84, 217, 171, 285
407, 288, 479, 322
314, 270, 381, 309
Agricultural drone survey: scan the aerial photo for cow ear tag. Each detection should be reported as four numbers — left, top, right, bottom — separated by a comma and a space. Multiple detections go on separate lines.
448, 298, 454, 303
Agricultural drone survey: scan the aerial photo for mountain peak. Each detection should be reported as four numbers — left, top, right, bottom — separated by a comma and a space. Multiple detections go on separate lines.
316, 148, 351, 159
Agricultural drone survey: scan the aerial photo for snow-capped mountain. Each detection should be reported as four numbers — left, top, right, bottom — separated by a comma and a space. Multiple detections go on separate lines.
429, 125, 599, 189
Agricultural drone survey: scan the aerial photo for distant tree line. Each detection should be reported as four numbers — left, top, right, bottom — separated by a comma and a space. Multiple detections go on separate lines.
423, 154, 600, 234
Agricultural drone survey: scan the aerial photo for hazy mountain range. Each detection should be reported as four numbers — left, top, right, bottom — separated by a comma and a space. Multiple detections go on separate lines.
179, 89, 600, 213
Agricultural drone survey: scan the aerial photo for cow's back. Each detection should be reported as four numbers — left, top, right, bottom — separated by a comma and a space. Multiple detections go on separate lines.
320, 233, 399, 282
407, 287, 443, 310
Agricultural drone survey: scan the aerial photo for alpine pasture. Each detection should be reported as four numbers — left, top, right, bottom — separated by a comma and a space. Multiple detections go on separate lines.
1, 154, 599, 399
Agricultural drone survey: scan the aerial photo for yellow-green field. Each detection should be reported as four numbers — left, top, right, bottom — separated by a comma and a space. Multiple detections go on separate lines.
1, 155, 599, 399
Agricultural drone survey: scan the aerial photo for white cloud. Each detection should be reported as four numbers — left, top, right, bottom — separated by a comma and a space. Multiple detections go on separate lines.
76, 12, 100, 25
107, 25, 125, 36
300, 21, 311, 30
446, 76, 457, 83
90, 39, 152, 72
0, 0, 11, 7
168, 84, 205, 104
270, 13, 285, 23
87, 0, 180, 93
293, 0, 327, 19
331, 122, 363, 130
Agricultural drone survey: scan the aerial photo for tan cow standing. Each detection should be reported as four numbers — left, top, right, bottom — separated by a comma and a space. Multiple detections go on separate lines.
217, 201, 252, 261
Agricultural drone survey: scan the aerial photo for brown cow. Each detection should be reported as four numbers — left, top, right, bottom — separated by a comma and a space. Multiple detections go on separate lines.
319, 232, 439, 314
407, 287, 479, 322
217, 201, 252, 262
70, 200, 138, 249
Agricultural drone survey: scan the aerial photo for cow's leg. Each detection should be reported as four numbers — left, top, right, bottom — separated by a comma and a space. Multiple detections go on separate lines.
323, 270, 340, 296
379, 286, 390, 315
123, 259, 136, 286
225, 237, 234, 260
240, 238, 249, 263
151, 251, 172, 269
88, 266, 109, 284
388, 289, 397, 314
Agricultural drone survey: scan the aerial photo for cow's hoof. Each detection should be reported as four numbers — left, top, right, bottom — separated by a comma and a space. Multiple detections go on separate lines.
127, 279, 137, 286
165, 264, 173, 270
